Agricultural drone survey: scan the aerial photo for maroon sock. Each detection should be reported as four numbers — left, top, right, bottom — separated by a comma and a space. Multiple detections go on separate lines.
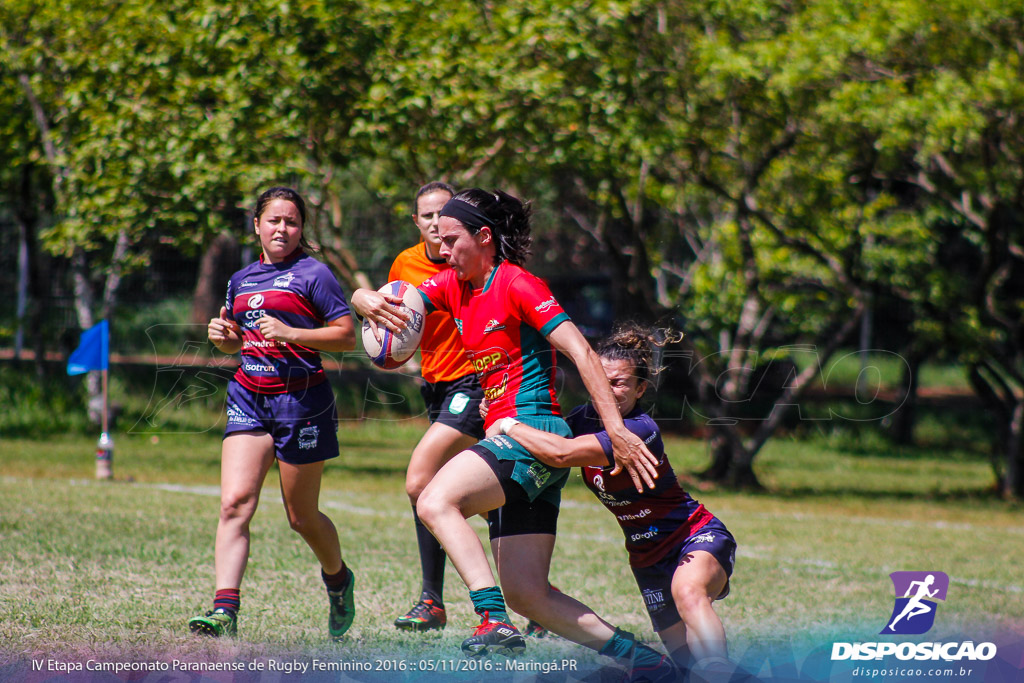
213, 588, 240, 614
322, 564, 349, 592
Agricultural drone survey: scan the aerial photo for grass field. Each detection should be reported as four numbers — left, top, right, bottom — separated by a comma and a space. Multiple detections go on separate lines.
1, 418, 1022, 682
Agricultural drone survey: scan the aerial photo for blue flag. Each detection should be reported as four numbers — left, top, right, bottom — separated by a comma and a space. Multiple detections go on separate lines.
67, 320, 109, 375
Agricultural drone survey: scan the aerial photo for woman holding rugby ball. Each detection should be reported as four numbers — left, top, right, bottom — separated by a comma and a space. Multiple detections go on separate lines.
496, 324, 737, 678
190, 186, 357, 640
385, 181, 487, 633
353, 188, 675, 681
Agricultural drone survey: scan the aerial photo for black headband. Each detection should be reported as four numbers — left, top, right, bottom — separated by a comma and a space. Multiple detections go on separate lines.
439, 198, 491, 231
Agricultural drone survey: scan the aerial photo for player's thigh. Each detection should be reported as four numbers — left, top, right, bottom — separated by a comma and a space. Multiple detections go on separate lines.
220, 431, 276, 505
671, 550, 728, 606
278, 459, 326, 520
418, 449, 505, 518
406, 422, 479, 495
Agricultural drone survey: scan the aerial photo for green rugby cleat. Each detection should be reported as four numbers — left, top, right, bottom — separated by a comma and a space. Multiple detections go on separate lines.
188, 608, 237, 637
327, 568, 356, 640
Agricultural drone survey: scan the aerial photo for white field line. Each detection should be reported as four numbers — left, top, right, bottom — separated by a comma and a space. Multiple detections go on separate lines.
11, 477, 1023, 595
559, 500, 1024, 595
563, 499, 1024, 535
62, 479, 401, 518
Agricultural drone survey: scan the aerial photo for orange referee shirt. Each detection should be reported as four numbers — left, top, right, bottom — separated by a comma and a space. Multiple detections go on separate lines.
389, 242, 475, 384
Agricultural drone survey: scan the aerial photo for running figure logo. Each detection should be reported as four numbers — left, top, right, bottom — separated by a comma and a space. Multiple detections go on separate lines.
881, 571, 949, 635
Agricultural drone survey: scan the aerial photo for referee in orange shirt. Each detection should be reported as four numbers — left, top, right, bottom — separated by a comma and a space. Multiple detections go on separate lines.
389, 182, 485, 631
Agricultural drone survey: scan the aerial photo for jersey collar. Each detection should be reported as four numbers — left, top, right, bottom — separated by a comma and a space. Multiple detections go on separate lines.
259, 247, 304, 267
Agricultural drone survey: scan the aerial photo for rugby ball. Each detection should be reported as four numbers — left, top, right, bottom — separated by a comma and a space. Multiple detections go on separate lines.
361, 280, 426, 370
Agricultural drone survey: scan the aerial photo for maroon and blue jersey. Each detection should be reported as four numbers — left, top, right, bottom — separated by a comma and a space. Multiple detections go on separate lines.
418, 262, 570, 429
567, 404, 714, 568
225, 250, 350, 394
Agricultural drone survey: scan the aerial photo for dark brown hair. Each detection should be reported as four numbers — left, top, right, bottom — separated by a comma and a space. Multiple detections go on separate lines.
413, 181, 456, 214
444, 188, 532, 266
254, 186, 312, 251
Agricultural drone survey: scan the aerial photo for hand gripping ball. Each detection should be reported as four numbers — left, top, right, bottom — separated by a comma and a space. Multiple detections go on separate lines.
361, 280, 426, 370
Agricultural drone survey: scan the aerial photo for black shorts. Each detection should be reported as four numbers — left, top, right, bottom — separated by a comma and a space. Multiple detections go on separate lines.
475, 446, 559, 539
420, 374, 485, 439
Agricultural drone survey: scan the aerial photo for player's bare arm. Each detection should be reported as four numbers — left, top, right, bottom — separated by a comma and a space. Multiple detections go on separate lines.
546, 322, 658, 492
499, 419, 607, 468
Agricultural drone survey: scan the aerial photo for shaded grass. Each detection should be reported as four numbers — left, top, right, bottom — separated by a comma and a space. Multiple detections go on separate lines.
790, 349, 970, 393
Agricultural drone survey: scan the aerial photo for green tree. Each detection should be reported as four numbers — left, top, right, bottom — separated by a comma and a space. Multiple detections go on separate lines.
0, 0, 379, 327
346, 0, 879, 488
803, 0, 1024, 498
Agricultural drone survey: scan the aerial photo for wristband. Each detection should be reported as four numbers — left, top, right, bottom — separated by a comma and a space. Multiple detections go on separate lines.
498, 417, 520, 435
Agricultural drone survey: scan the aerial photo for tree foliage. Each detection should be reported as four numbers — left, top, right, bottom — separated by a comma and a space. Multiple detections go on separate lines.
4, 0, 1024, 495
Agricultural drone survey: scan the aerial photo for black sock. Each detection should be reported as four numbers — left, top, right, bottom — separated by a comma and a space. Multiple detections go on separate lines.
413, 505, 445, 604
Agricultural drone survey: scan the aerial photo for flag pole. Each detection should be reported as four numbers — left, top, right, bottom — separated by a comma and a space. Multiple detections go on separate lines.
101, 368, 109, 435
68, 320, 114, 479
98, 323, 112, 479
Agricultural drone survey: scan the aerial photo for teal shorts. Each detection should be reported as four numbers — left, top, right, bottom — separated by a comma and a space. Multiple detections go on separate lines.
471, 415, 572, 506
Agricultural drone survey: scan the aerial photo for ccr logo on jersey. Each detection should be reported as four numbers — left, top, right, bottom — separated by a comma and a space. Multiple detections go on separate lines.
881, 571, 949, 635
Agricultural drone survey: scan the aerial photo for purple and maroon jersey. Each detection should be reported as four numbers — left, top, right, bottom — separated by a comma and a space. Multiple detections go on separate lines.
225, 250, 350, 394
566, 404, 714, 568
417, 262, 570, 428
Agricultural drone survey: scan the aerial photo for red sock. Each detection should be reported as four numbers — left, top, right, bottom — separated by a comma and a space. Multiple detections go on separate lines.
214, 588, 240, 614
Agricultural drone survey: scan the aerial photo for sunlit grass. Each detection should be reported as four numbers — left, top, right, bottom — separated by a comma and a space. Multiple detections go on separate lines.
1, 420, 1020, 681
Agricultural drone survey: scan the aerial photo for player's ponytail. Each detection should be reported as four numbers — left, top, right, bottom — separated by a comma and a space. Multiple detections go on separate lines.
596, 323, 682, 385
440, 188, 532, 266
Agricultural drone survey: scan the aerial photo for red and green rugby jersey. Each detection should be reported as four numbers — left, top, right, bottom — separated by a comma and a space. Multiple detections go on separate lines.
417, 262, 570, 428
225, 250, 350, 394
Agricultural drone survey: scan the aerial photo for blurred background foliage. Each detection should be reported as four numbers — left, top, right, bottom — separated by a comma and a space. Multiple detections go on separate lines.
2, 0, 1023, 496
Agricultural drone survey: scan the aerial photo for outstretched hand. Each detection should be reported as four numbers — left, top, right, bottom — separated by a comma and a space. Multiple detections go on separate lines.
608, 428, 659, 493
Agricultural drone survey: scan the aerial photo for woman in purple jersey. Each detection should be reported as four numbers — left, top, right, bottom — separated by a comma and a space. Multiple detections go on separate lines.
496, 324, 737, 678
189, 187, 358, 641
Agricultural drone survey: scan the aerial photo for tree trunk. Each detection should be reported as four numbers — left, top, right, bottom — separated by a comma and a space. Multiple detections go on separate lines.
70, 248, 102, 399
1004, 401, 1024, 500
889, 349, 923, 446
13, 166, 49, 377
701, 425, 736, 482
191, 232, 239, 325
699, 425, 764, 490
967, 362, 1023, 499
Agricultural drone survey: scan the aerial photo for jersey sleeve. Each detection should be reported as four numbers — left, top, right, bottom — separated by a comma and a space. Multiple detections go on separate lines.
508, 272, 570, 336
306, 262, 351, 322
593, 414, 663, 467
416, 269, 453, 314
224, 277, 237, 322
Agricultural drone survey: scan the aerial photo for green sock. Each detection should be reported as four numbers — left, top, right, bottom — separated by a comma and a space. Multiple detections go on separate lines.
600, 629, 669, 671
599, 628, 636, 659
468, 586, 510, 624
